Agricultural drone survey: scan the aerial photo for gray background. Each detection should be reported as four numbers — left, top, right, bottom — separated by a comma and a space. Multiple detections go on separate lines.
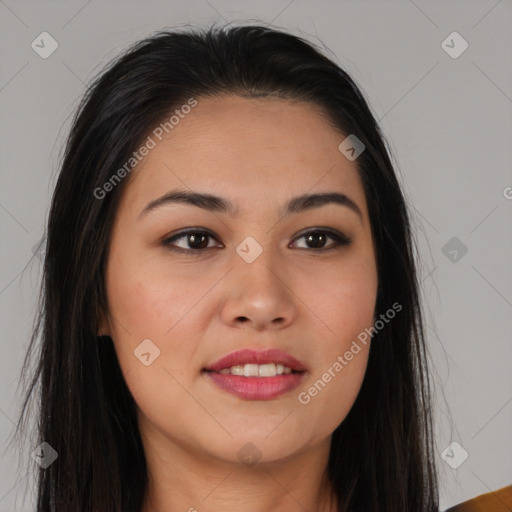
1, 0, 511, 510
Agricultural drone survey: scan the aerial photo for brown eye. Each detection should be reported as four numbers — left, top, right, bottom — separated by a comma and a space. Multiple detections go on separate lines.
290, 229, 352, 251
162, 229, 221, 254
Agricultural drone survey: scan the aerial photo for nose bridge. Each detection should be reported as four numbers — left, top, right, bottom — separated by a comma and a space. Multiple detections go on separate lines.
221, 238, 296, 329
234, 238, 288, 298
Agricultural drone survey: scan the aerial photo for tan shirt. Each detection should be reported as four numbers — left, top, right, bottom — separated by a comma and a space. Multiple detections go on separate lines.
445, 484, 512, 512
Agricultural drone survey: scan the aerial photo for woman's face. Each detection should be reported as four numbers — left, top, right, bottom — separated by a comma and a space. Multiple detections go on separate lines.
101, 95, 378, 466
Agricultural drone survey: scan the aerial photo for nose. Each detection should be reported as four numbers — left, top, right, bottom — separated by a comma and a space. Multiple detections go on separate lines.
219, 247, 298, 332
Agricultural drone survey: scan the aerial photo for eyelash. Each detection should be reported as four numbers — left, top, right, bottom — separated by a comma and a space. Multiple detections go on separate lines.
161, 228, 352, 255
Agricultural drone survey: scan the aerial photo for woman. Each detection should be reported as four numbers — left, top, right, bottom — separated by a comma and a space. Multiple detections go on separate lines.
13, 22, 460, 511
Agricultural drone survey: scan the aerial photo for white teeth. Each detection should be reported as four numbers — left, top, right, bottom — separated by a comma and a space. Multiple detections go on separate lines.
231, 365, 244, 376
217, 363, 295, 377
258, 363, 276, 377
244, 364, 259, 377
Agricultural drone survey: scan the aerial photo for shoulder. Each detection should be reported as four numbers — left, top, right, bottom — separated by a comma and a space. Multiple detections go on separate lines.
444, 484, 512, 511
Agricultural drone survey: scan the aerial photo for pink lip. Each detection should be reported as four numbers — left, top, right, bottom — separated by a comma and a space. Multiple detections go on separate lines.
204, 348, 308, 372
205, 372, 307, 400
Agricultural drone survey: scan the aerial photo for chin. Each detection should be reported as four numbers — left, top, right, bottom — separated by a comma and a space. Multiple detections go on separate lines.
200, 433, 306, 467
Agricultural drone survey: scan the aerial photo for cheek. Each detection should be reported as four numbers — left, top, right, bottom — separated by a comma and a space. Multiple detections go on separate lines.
305, 258, 377, 348
297, 298, 373, 436
294, 258, 376, 426
304, 345, 370, 437
105, 252, 197, 340
104, 264, 203, 420
104, 254, 216, 397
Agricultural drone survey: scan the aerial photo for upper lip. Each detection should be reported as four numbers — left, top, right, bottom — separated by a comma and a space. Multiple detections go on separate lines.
204, 348, 308, 372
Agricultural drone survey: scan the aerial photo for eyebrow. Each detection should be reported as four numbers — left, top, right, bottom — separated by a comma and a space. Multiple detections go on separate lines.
138, 189, 363, 222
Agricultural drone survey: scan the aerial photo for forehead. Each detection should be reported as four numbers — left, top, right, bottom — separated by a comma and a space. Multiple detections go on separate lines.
119, 94, 367, 218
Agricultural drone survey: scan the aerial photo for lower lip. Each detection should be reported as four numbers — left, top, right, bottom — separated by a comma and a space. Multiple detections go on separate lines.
204, 371, 307, 400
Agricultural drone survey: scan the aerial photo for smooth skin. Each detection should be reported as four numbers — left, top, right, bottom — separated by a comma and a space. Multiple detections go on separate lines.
99, 94, 378, 512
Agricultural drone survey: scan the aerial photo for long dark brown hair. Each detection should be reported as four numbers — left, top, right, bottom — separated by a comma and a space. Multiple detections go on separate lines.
13, 22, 439, 511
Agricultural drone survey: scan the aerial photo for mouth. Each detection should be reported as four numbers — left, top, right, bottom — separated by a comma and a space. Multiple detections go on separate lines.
203, 348, 308, 400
